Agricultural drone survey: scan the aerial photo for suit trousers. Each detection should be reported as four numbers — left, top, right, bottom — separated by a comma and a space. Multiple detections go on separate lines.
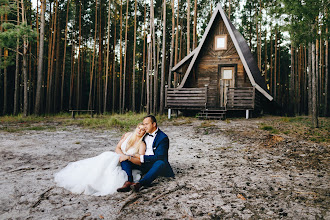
120, 160, 166, 186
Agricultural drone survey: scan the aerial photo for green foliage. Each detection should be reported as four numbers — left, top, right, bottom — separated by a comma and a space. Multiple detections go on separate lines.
279, 0, 328, 44
260, 125, 279, 134
0, 22, 37, 48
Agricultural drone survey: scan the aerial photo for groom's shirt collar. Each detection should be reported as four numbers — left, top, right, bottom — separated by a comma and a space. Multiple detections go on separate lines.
149, 128, 158, 137
144, 128, 158, 156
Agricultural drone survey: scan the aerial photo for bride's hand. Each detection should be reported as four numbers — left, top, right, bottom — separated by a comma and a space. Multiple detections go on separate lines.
119, 155, 129, 162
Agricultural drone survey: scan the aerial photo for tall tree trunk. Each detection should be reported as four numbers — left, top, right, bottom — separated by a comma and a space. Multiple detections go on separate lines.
146, 43, 151, 114
174, 0, 179, 87
308, 42, 312, 115
192, 0, 197, 49
3, 14, 7, 115
304, 46, 308, 114
168, 0, 175, 88
297, 46, 301, 114
88, 0, 98, 110
160, 0, 166, 114
76, 0, 82, 110
289, 42, 295, 116
274, 30, 277, 101
54, 19, 61, 113
270, 32, 273, 96
256, 17, 260, 70
140, 2, 146, 112
14, 0, 20, 115
315, 38, 319, 126
98, 0, 103, 113
69, 36, 75, 110
187, 0, 190, 54
123, 0, 129, 112
104, 0, 112, 113
311, 41, 318, 127
264, 35, 267, 86
119, 0, 123, 113
151, 0, 157, 113
0, 14, 2, 114
112, 8, 116, 113
21, 0, 28, 116
47, 0, 58, 113
61, 0, 70, 111
278, 41, 281, 107
325, 25, 328, 116
132, 0, 137, 112
35, 0, 46, 115
46, 3, 54, 112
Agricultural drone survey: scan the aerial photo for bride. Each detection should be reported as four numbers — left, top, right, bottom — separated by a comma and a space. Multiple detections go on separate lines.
54, 124, 146, 196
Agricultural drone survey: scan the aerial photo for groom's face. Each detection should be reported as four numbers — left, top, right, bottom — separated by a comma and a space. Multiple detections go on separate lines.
143, 117, 156, 134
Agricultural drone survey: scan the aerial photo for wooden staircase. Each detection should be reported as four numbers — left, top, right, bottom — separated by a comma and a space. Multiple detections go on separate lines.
197, 109, 227, 120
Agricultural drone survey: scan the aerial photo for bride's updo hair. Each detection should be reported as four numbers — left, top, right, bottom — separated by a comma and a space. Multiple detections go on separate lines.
125, 123, 146, 154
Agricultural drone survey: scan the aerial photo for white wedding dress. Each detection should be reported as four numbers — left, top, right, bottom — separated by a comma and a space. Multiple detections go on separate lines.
54, 134, 141, 196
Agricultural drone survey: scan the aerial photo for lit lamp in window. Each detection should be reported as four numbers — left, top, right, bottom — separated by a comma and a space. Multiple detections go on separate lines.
215, 35, 227, 50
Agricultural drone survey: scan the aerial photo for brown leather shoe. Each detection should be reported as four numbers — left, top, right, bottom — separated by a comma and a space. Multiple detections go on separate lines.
117, 181, 133, 192
130, 182, 142, 192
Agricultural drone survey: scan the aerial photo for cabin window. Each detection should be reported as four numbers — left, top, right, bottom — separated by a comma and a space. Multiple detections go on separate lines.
215, 35, 227, 50
222, 68, 233, 79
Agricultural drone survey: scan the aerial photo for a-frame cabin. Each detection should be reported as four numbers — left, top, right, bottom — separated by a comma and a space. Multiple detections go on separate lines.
165, 4, 273, 119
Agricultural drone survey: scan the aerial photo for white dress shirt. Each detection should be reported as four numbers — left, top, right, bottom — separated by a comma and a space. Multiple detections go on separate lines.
140, 128, 158, 163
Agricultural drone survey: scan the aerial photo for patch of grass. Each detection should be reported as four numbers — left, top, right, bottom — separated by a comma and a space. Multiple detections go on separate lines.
199, 121, 216, 128
260, 125, 279, 134
27, 126, 48, 131
0, 112, 169, 132
261, 125, 273, 131
0, 114, 47, 124
260, 116, 329, 143
0, 127, 20, 133
171, 117, 193, 126
65, 112, 168, 131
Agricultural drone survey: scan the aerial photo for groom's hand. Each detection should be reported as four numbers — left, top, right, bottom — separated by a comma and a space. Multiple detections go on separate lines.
119, 155, 129, 162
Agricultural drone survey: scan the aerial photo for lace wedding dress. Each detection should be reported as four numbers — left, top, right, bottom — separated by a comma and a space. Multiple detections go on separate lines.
54, 134, 141, 196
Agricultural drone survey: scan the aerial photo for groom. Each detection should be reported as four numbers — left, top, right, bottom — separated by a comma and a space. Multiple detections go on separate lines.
117, 115, 174, 192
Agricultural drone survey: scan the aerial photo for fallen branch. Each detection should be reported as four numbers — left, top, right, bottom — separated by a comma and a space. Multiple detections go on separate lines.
10, 167, 35, 172
148, 185, 185, 204
31, 186, 54, 208
118, 194, 142, 213
80, 212, 91, 220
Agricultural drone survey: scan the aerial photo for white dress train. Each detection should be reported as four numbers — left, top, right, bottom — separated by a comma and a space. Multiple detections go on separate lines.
54, 134, 140, 196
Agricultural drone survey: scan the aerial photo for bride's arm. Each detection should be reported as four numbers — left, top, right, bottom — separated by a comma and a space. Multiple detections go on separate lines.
128, 142, 146, 166
115, 133, 130, 155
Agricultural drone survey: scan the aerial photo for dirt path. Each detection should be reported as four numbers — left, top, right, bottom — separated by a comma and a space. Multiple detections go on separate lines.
0, 118, 329, 219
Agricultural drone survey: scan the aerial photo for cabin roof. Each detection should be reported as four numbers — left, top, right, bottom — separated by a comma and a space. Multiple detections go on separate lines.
171, 4, 273, 101
171, 47, 197, 73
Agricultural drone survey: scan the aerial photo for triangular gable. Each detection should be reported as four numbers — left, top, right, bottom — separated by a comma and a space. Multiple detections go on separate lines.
174, 4, 273, 101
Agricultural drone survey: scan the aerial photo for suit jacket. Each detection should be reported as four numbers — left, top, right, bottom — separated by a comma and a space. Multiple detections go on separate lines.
143, 129, 174, 177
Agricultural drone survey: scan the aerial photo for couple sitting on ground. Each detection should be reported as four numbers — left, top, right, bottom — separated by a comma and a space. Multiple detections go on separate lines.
54, 115, 174, 196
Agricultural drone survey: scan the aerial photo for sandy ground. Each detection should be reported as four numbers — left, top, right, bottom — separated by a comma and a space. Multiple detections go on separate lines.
0, 117, 329, 219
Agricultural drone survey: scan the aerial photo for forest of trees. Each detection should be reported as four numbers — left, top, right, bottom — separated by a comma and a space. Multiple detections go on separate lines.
0, 0, 329, 125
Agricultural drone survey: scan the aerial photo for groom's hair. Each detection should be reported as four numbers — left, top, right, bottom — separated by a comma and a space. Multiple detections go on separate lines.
144, 115, 157, 127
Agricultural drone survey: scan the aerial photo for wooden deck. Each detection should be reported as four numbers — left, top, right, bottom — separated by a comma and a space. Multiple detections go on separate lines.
226, 87, 255, 110
165, 86, 208, 110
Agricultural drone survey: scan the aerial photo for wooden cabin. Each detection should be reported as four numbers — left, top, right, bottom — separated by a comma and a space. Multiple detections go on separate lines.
165, 4, 273, 119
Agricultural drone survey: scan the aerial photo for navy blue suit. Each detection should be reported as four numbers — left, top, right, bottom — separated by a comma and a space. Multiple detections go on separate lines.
120, 129, 174, 186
